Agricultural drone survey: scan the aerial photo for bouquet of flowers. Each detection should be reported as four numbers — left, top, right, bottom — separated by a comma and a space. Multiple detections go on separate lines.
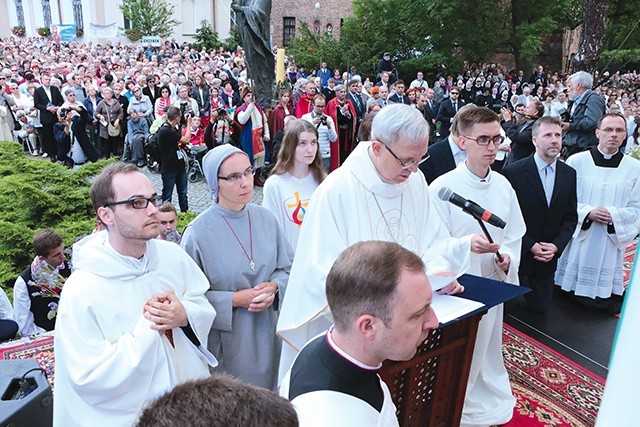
11, 26, 26, 37
28, 258, 67, 320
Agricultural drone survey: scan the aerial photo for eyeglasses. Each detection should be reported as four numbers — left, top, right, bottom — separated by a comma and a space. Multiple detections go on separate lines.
314, 104, 325, 108
462, 135, 505, 146
381, 143, 430, 169
104, 196, 160, 209
450, 92, 459, 95
218, 166, 255, 183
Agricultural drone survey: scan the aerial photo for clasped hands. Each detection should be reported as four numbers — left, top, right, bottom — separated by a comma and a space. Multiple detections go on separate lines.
233, 281, 278, 312
143, 291, 188, 333
588, 207, 612, 224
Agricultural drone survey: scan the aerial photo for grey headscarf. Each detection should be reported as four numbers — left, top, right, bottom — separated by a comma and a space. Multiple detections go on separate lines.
202, 145, 246, 201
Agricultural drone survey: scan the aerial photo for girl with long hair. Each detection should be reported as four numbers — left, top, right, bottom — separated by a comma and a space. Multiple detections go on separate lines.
262, 119, 325, 250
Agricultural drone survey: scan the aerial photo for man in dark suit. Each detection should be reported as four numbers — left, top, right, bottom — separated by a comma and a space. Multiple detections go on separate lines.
142, 75, 159, 105
436, 88, 464, 138
420, 104, 473, 184
423, 88, 439, 139
33, 73, 64, 160
346, 79, 365, 135
501, 98, 544, 163
503, 116, 577, 312
529, 65, 548, 87
388, 80, 410, 105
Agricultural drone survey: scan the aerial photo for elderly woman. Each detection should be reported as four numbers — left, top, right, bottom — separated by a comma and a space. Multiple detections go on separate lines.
181, 145, 293, 391
95, 86, 124, 158
83, 85, 102, 150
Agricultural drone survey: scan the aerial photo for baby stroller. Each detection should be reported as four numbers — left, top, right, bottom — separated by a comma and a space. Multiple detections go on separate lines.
187, 145, 207, 183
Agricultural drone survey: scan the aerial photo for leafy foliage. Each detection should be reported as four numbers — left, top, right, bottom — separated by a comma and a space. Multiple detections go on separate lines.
119, 0, 179, 38
190, 20, 222, 52
286, 0, 596, 81
125, 28, 143, 42
0, 141, 113, 293
221, 28, 241, 53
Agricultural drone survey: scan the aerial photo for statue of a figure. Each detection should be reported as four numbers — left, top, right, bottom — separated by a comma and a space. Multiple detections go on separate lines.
232, 0, 275, 108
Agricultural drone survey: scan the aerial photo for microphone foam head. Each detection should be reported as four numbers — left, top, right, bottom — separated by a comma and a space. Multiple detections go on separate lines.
438, 187, 453, 201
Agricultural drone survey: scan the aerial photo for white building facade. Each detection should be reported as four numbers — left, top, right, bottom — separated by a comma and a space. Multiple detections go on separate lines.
0, 0, 233, 42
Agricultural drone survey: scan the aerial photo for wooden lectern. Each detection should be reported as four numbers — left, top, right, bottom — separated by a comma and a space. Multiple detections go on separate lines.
379, 274, 528, 426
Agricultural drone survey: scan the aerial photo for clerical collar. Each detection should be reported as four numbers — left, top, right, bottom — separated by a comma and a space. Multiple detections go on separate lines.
327, 327, 382, 371
590, 146, 623, 168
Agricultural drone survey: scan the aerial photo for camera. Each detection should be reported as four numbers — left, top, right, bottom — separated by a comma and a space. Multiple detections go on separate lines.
320, 115, 328, 126
58, 108, 69, 119
490, 104, 504, 113
217, 108, 227, 116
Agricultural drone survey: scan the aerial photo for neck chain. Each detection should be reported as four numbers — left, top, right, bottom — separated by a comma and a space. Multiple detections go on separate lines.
222, 211, 255, 272
372, 193, 404, 243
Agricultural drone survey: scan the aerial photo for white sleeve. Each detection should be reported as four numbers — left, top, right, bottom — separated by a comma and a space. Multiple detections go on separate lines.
327, 117, 338, 142
13, 276, 45, 337
236, 104, 254, 124
0, 288, 14, 321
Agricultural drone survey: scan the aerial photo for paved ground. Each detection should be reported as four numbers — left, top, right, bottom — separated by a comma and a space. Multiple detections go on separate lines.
25, 152, 262, 213
141, 166, 263, 213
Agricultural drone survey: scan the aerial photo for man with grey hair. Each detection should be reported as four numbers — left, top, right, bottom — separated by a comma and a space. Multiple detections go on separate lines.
561, 71, 606, 158
277, 104, 497, 380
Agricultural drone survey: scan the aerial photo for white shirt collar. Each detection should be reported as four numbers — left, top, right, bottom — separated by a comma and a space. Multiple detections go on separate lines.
448, 135, 467, 164
327, 327, 381, 370
533, 152, 556, 172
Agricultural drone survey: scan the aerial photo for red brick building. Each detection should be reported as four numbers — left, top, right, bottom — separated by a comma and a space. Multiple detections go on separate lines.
270, 0, 353, 48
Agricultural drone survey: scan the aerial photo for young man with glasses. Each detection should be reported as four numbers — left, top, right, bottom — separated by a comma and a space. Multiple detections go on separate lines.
278, 104, 496, 380
429, 106, 526, 427
54, 162, 216, 426
555, 113, 640, 313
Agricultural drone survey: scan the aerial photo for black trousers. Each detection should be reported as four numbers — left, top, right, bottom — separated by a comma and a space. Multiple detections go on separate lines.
520, 270, 555, 312
38, 123, 56, 158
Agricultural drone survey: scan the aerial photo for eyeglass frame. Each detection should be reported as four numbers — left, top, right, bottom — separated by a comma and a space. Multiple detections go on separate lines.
218, 166, 256, 183
461, 134, 505, 146
379, 141, 430, 169
104, 196, 160, 209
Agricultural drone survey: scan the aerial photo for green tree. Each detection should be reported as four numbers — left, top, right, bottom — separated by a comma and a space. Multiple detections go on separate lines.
599, 0, 640, 71
222, 27, 241, 53
190, 20, 222, 51
287, 0, 586, 82
119, 0, 179, 38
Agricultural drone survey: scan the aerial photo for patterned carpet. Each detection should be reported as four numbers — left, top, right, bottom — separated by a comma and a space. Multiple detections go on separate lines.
0, 334, 55, 389
623, 241, 637, 288
503, 324, 604, 427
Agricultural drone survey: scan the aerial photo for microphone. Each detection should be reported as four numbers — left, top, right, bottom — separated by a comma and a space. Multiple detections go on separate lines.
437, 187, 506, 229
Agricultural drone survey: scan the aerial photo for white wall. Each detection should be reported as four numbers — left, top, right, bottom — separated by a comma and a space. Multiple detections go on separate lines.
0, 0, 230, 43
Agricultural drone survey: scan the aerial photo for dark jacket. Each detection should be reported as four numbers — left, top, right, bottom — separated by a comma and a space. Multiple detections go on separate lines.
34, 85, 64, 125
419, 137, 456, 184
502, 155, 578, 275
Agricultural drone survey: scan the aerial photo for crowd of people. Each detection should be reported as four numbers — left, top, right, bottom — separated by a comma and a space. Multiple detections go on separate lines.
1, 35, 639, 426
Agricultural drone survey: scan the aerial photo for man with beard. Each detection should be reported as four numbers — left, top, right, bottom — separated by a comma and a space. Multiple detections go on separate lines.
54, 163, 216, 426
561, 71, 606, 158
